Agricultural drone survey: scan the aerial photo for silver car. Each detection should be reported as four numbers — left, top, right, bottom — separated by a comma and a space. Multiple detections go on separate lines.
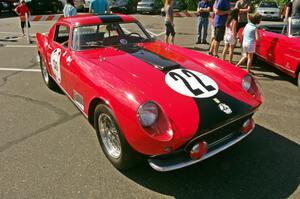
256, 1, 280, 21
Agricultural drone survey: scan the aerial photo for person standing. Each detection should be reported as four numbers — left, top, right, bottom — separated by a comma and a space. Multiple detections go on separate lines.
164, 0, 175, 44
15, 0, 31, 37
235, 0, 251, 33
222, 8, 239, 64
63, 0, 77, 17
213, 0, 231, 58
89, 0, 110, 14
236, 13, 261, 73
196, 0, 211, 44
285, 0, 300, 19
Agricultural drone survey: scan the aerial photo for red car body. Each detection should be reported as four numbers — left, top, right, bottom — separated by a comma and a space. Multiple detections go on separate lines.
238, 21, 300, 88
36, 14, 262, 171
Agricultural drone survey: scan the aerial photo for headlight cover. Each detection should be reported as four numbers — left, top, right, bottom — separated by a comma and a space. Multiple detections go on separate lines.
242, 74, 252, 91
138, 101, 159, 127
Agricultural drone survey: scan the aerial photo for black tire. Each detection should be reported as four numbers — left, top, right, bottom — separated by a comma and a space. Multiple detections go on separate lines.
297, 70, 300, 92
94, 104, 143, 170
39, 53, 58, 91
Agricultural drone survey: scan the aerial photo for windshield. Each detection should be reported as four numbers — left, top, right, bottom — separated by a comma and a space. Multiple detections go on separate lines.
259, 2, 278, 8
290, 17, 300, 37
72, 22, 151, 50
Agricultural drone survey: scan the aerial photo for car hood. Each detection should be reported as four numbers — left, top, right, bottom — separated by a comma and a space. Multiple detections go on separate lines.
257, 7, 279, 12
76, 41, 260, 137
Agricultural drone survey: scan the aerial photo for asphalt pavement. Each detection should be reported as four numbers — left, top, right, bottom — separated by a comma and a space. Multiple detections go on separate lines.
0, 12, 299, 199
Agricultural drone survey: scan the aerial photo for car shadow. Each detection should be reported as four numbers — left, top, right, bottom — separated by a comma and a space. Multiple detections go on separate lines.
121, 125, 300, 199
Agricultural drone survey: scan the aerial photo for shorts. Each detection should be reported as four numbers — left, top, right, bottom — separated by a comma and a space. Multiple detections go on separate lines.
242, 43, 256, 53
165, 22, 175, 37
224, 34, 236, 45
21, 21, 31, 29
214, 26, 225, 42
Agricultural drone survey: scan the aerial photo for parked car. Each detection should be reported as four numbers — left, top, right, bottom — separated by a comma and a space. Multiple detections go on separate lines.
257, 17, 300, 89
238, 16, 300, 90
161, 0, 186, 16
36, 14, 262, 172
109, 0, 138, 14
137, 0, 163, 14
0, 1, 13, 12
15, 0, 61, 13
255, 1, 280, 21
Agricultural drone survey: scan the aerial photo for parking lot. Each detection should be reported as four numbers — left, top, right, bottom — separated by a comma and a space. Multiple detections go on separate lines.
0, 12, 299, 199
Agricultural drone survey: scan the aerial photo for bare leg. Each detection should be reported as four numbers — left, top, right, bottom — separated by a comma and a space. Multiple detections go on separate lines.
222, 43, 229, 60
214, 41, 220, 57
236, 53, 248, 66
229, 44, 235, 64
165, 35, 169, 44
208, 39, 215, 54
247, 53, 253, 72
171, 36, 174, 44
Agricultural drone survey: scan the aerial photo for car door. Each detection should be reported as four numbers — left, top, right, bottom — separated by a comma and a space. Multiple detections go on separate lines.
46, 24, 73, 95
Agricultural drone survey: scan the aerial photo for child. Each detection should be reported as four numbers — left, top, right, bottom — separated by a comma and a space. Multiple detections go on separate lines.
63, 0, 77, 17
236, 13, 261, 73
222, 8, 239, 64
15, 0, 31, 37
164, 0, 175, 44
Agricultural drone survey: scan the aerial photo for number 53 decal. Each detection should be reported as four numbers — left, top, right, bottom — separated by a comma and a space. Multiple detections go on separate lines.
165, 69, 219, 98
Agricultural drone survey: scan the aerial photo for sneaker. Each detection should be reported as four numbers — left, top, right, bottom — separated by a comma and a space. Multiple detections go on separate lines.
196, 41, 201, 44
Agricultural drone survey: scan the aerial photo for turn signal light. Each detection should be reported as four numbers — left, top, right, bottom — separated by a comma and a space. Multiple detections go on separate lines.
190, 141, 207, 159
242, 118, 255, 134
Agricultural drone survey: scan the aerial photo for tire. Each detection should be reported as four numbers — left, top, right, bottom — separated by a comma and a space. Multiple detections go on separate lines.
39, 53, 58, 91
94, 104, 143, 170
297, 70, 300, 92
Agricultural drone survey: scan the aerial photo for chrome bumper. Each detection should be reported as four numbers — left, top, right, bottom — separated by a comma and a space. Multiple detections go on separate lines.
148, 128, 253, 172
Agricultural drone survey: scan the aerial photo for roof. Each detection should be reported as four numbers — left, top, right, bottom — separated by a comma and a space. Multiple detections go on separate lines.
59, 14, 137, 26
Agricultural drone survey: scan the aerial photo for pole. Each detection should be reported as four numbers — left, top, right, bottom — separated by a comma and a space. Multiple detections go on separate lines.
25, 13, 30, 44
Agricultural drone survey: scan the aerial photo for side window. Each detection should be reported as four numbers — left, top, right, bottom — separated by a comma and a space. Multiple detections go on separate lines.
54, 25, 70, 48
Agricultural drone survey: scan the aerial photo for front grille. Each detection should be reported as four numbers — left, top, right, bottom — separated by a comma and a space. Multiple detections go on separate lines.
185, 115, 251, 152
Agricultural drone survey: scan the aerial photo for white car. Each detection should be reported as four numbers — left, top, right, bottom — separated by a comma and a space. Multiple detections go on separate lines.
256, 1, 280, 21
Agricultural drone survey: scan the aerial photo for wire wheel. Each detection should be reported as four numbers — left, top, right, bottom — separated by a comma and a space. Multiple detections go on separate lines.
98, 113, 122, 159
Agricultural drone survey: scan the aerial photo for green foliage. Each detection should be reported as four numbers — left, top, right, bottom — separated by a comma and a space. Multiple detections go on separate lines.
184, 0, 198, 10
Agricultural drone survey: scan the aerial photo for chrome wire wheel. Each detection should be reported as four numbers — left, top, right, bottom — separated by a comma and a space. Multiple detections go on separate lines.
40, 56, 49, 84
98, 113, 122, 159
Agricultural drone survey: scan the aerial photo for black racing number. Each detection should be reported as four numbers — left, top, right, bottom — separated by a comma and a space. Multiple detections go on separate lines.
169, 69, 216, 96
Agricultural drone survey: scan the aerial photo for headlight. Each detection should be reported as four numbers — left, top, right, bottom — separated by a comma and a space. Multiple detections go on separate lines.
242, 74, 252, 91
138, 101, 159, 127
242, 74, 263, 101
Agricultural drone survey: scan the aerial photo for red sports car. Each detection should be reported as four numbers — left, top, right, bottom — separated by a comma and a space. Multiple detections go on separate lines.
36, 14, 262, 171
239, 17, 300, 90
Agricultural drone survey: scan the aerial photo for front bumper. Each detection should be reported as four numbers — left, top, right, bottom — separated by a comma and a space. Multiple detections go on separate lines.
148, 113, 254, 172
259, 13, 280, 20
137, 7, 154, 12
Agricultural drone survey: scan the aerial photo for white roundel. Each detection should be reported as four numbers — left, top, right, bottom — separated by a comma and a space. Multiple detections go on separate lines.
165, 69, 219, 98
50, 48, 61, 83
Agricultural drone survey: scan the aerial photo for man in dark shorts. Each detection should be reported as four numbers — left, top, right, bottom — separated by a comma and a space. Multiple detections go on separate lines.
15, 1, 31, 36
235, 0, 251, 33
213, 0, 231, 57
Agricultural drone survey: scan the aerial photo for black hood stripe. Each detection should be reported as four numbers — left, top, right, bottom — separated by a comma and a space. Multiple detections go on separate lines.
117, 44, 253, 134
97, 14, 123, 23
